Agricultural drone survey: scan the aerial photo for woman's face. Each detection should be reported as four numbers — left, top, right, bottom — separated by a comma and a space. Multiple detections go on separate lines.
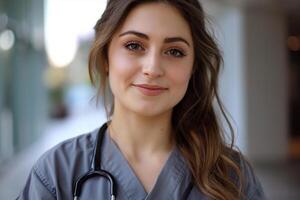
108, 2, 194, 117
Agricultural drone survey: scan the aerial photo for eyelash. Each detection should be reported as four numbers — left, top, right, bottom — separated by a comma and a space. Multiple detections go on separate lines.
123, 41, 186, 58
166, 48, 186, 58
124, 41, 145, 51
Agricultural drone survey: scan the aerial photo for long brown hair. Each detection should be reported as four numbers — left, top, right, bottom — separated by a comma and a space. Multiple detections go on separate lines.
89, 0, 244, 199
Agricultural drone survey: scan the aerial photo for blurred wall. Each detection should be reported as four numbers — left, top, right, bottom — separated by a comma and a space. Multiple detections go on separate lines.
244, 4, 288, 161
0, 0, 47, 163
203, 0, 288, 162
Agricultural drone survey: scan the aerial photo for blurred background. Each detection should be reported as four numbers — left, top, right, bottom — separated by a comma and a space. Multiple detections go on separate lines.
0, 0, 299, 199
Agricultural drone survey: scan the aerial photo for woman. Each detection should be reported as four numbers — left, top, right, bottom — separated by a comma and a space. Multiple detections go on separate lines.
18, 0, 266, 199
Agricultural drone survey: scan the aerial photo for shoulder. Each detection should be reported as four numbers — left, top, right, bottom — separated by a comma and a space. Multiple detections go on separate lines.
227, 149, 266, 199
35, 128, 98, 168
31, 128, 99, 196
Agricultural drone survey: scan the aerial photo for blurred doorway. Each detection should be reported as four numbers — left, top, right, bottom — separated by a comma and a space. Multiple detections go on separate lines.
287, 14, 300, 160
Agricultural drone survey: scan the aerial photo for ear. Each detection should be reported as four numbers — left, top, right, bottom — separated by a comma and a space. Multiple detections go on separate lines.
104, 59, 109, 75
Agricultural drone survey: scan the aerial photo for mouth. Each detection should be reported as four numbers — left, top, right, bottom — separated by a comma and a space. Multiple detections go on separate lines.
132, 84, 168, 90
132, 84, 168, 96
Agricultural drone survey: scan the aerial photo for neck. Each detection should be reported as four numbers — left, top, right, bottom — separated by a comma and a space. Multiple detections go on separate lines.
109, 104, 174, 159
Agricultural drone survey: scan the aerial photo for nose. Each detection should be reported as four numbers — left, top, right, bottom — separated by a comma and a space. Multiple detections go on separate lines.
142, 51, 164, 78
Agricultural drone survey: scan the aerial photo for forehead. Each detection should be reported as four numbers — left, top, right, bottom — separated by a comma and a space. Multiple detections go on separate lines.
117, 2, 193, 42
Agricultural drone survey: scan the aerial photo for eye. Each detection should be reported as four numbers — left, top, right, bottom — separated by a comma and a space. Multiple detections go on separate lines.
165, 48, 186, 58
124, 41, 144, 51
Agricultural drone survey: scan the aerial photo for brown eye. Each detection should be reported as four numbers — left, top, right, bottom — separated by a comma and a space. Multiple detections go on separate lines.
124, 42, 144, 51
166, 48, 186, 58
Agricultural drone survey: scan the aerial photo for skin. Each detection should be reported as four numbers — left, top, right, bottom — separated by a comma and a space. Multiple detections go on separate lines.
107, 2, 194, 193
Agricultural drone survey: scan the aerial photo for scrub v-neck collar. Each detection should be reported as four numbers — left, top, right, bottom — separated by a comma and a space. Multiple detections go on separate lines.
100, 128, 192, 200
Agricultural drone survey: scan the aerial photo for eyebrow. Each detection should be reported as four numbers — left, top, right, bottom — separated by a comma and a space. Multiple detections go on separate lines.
119, 30, 191, 47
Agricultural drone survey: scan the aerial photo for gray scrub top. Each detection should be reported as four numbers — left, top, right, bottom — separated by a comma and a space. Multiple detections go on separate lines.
17, 127, 266, 200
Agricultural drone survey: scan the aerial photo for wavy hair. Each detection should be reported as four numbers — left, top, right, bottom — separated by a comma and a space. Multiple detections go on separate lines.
88, 0, 245, 199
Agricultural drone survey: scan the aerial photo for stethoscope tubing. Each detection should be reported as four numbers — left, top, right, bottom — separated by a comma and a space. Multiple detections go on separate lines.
73, 123, 116, 200
73, 122, 193, 199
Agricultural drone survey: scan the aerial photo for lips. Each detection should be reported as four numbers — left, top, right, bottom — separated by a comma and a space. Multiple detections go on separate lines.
132, 84, 168, 96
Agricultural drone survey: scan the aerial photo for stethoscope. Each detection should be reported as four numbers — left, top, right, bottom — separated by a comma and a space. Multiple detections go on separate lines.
72, 122, 193, 200
73, 122, 116, 200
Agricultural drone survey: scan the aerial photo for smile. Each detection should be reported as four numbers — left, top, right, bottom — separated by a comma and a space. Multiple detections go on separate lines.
132, 84, 168, 96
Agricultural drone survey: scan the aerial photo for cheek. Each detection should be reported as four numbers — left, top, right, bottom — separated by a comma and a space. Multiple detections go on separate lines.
110, 52, 133, 74
169, 66, 192, 88
167, 62, 193, 102
167, 54, 194, 85
108, 52, 138, 91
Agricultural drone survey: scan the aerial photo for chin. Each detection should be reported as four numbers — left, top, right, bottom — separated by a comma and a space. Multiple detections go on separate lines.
130, 104, 173, 118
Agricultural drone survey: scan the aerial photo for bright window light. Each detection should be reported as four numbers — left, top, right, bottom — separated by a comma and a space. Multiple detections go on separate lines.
0, 29, 15, 51
45, 0, 107, 68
